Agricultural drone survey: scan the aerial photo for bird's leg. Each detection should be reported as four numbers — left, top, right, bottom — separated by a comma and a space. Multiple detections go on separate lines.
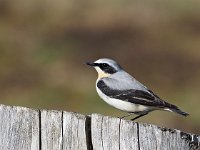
131, 113, 148, 121
119, 113, 133, 119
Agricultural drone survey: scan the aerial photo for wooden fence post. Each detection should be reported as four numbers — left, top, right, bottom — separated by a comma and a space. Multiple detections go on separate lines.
0, 104, 199, 150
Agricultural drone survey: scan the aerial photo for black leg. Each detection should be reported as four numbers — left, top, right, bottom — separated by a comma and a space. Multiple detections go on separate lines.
119, 113, 133, 119
131, 113, 148, 121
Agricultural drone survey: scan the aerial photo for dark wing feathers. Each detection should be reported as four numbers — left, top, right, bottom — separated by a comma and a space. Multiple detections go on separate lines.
97, 80, 177, 109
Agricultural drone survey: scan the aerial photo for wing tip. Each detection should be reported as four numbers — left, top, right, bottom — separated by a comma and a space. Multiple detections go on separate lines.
171, 108, 189, 117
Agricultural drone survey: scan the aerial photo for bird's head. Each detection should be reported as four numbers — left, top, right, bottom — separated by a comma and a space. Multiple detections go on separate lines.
86, 58, 122, 79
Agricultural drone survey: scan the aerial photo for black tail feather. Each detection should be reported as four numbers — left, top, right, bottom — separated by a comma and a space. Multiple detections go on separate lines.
171, 108, 189, 116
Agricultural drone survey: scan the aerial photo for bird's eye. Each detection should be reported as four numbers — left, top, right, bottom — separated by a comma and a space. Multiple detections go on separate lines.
102, 63, 108, 67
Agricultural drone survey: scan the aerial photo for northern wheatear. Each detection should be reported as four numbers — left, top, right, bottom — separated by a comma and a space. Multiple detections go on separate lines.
86, 58, 189, 120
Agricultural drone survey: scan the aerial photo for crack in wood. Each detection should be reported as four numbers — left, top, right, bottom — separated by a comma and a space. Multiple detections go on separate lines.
61, 111, 63, 150
39, 109, 42, 150
136, 122, 140, 150
0, 104, 199, 150
119, 119, 121, 150
85, 116, 93, 150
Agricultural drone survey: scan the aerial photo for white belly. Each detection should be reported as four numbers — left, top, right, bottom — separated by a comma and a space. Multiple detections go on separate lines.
96, 86, 149, 113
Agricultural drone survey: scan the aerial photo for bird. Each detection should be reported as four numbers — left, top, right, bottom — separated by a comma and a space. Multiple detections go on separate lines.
86, 58, 189, 121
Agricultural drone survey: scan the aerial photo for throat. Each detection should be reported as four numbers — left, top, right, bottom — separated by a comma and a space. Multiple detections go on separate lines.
95, 67, 111, 79
98, 72, 110, 79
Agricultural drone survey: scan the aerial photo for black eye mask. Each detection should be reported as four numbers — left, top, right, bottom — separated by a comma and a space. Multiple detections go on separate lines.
98, 63, 117, 74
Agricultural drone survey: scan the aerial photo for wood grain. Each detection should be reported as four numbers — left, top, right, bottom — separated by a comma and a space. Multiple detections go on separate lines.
138, 123, 196, 150
0, 104, 39, 150
62, 111, 87, 150
41, 110, 62, 150
119, 120, 139, 150
0, 104, 199, 150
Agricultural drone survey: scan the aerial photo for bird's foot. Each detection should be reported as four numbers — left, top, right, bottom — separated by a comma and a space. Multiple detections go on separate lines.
118, 113, 133, 119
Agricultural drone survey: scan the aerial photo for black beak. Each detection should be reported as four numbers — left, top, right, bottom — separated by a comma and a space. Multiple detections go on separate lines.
86, 62, 97, 66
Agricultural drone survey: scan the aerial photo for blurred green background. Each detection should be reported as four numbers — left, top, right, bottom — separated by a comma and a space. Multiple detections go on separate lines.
0, 0, 199, 134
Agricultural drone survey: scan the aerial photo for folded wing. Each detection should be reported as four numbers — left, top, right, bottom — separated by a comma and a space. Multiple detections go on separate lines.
97, 80, 177, 109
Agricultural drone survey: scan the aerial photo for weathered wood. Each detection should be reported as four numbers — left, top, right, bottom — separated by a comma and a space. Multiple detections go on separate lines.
0, 104, 199, 150
0, 104, 39, 150
91, 114, 121, 150
119, 120, 138, 150
91, 114, 139, 150
41, 110, 62, 150
90, 114, 104, 149
138, 123, 200, 150
62, 111, 87, 150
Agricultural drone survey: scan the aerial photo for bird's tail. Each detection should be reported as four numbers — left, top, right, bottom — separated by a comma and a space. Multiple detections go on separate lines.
166, 107, 189, 116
